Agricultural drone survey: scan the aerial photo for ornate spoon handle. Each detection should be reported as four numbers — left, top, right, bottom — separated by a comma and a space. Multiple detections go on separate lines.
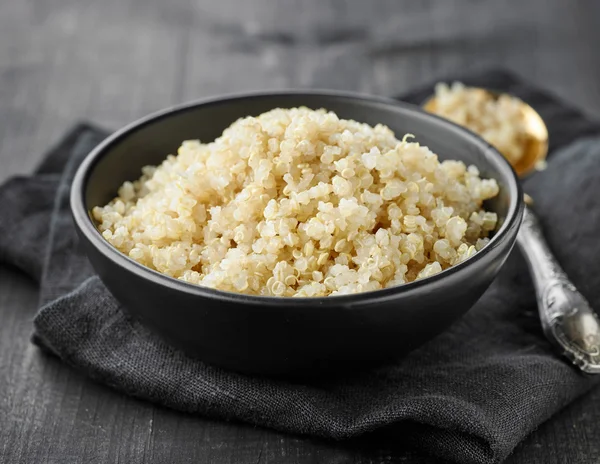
517, 205, 600, 374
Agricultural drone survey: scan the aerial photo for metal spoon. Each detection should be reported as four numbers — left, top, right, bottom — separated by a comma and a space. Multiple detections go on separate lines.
424, 89, 600, 374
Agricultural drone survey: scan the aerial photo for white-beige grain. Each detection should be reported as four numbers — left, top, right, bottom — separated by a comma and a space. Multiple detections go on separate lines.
93, 107, 499, 297
431, 82, 528, 166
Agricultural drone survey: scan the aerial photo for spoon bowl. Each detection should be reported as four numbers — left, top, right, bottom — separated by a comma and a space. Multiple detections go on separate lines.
423, 88, 549, 177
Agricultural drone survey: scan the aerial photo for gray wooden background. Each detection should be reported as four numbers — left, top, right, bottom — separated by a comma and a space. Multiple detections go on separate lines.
2, 0, 600, 463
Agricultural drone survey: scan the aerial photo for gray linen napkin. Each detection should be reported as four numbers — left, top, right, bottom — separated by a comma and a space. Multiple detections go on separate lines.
1, 70, 600, 464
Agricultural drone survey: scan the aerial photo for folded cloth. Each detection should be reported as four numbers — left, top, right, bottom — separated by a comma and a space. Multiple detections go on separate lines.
1, 70, 600, 464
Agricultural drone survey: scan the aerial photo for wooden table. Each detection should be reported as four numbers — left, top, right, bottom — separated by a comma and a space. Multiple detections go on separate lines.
2, 1, 600, 462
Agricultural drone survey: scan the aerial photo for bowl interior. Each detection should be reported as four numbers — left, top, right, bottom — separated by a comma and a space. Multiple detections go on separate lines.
85, 93, 514, 231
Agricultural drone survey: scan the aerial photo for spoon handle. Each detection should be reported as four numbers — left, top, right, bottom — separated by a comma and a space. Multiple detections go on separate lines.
517, 205, 600, 374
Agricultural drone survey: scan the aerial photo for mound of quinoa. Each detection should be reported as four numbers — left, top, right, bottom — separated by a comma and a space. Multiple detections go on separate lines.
93, 107, 499, 297
430, 82, 529, 166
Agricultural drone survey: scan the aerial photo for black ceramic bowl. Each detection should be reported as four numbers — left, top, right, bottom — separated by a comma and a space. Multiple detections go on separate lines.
71, 91, 523, 377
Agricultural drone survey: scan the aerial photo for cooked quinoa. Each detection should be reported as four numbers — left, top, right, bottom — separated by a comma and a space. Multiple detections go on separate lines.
430, 82, 528, 166
93, 107, 499, 297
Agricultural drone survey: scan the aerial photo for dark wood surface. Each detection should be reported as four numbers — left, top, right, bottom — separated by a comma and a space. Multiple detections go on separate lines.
2, 1, 600, 462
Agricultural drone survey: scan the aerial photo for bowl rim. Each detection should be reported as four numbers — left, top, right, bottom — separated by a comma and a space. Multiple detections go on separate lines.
70, 89, 524, 307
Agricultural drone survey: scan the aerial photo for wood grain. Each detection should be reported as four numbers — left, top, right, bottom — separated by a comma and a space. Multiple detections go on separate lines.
1, 0, 600, 462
